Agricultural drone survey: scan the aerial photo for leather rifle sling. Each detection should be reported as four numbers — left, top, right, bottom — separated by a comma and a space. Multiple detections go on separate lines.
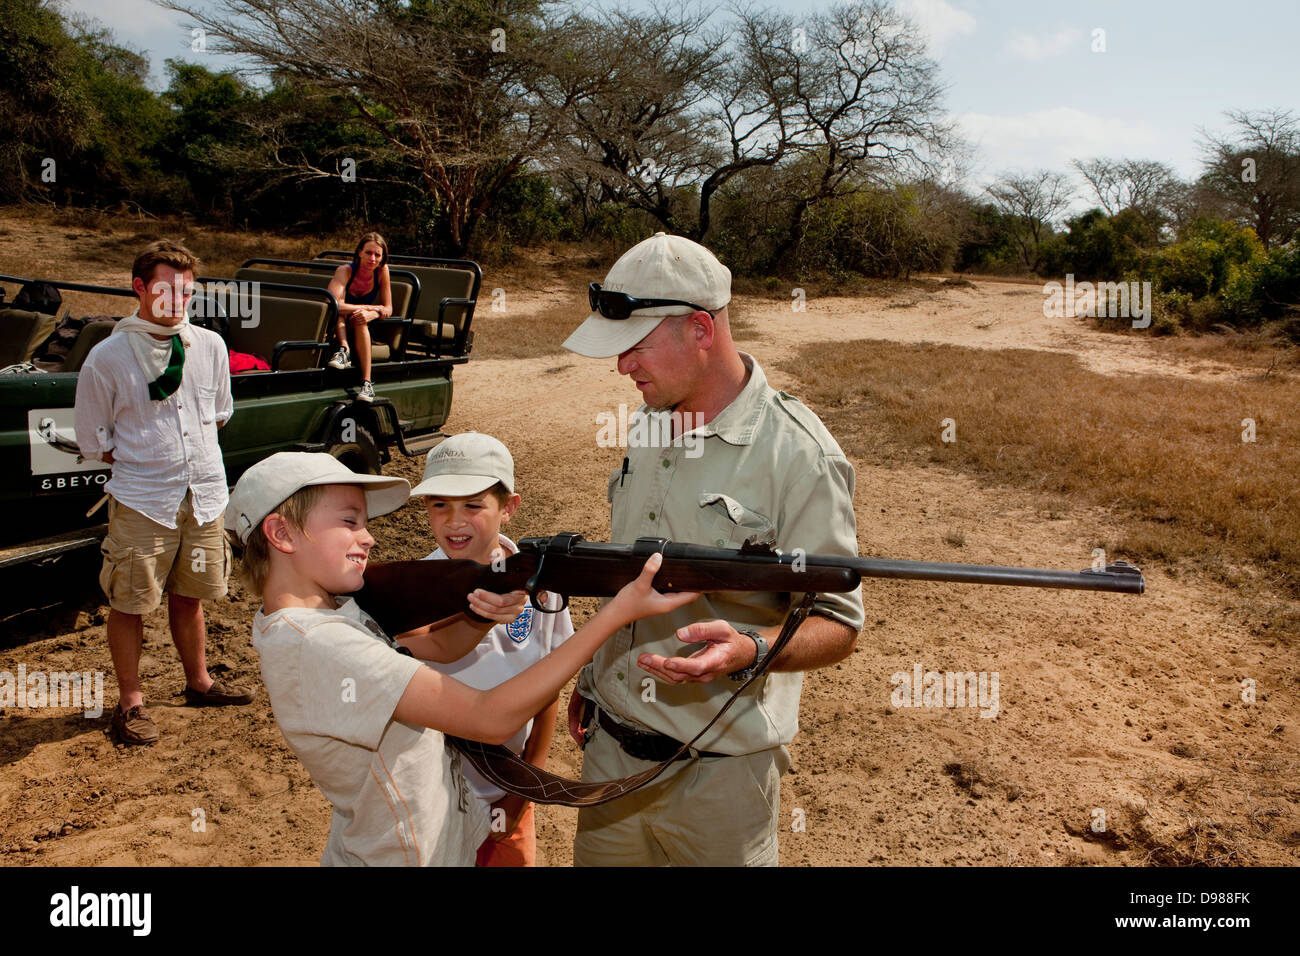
447, 592, 819, 808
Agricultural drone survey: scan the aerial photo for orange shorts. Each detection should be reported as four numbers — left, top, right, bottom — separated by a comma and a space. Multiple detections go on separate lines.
476, 802, 535, 867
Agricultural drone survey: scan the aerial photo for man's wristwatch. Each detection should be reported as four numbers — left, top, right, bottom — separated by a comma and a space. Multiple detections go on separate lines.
728, 626, 769, 682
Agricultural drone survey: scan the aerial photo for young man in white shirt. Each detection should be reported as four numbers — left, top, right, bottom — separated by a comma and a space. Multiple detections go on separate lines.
74, 241, 253, 746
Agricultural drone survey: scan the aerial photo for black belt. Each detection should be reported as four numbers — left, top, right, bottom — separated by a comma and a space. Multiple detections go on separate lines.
596, 705, 728, 762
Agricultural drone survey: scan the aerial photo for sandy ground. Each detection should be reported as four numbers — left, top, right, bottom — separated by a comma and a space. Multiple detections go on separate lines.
1, 242, 1296, 866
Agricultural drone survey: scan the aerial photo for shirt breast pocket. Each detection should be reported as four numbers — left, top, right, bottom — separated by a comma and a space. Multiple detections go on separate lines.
607, 464, 629, 530
197, 384, 218, 425
699, 492, 776, 549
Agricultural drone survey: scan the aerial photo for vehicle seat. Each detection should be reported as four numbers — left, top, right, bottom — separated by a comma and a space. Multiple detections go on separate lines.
399, 266, 475, 354
60, 320, 116, 372
234, 267, 412, 365
225, 294, 331, 371
0, 309, 58, 366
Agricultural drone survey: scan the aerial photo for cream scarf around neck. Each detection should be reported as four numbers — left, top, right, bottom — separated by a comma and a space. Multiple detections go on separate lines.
113, 312, 193, 400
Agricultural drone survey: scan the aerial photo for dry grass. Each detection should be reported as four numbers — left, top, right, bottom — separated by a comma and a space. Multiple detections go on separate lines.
469, 297, 585, 359
0, 204, 359, 316
780, 340, 1300, 608
10, 205, 349, 279
481, 242, 614, 287
1142, 323, 1300, 376
731, 272, 940, 302
1135, 817, 1251, 866
469, 292, 761, 359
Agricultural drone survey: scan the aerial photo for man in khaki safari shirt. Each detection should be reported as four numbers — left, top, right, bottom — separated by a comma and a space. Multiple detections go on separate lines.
563, 233, 866, 866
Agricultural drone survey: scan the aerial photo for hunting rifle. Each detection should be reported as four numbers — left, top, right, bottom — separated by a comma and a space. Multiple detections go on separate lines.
353, 532, 1144, 639
352, 533, 1143, 807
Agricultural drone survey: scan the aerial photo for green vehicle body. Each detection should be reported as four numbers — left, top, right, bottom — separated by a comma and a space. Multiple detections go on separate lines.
1, 256, 479, 568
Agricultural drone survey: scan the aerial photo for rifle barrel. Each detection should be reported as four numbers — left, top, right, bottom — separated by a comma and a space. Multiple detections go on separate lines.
847, 556, 1145, 594
519, 536, 1146, 596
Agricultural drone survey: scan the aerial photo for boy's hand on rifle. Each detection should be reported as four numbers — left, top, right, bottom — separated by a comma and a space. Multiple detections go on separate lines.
608, 552, 698, 623
466, 588, 529, 625
638, 621, 758, 684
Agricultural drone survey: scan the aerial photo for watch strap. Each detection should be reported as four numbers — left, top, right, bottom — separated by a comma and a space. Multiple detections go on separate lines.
728, 625, 769, 682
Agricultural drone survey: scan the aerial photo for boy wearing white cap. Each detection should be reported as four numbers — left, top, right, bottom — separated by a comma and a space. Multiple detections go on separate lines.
403, 433, 574, 867
563, 233, 866, 866
227, 451, 691, 866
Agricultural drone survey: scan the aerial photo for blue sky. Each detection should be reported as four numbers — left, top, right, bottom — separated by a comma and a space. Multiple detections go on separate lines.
62, 0, 1300, 209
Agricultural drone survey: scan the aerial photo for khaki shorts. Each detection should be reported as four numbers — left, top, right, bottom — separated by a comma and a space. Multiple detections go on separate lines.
99, 494, 231, 614
573, 724, 788, 867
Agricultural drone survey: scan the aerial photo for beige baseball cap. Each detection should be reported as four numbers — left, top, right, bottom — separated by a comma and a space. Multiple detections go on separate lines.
410, 432, 515, 498
562, 232, 732, 358
225, 452, 410, 544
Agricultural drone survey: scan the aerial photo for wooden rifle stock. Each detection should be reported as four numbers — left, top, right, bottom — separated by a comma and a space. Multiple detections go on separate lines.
352, 532, 1144, 638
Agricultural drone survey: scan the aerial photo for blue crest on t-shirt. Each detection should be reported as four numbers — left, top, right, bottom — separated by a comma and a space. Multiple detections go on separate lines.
507, 606, 534, 644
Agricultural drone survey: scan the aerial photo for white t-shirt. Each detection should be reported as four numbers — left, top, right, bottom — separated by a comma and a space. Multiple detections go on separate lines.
253, 598, 490, 866
423, 533, 575, 802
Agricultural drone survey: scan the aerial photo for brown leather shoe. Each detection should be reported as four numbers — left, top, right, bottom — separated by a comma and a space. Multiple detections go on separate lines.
112, 704, 160, 745
183, 678, 254, 707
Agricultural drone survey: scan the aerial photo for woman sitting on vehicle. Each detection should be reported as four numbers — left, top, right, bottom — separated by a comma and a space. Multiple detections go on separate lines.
327, 232, 392, 403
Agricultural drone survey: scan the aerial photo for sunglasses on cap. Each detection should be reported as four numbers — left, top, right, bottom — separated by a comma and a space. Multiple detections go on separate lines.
588, 283, 713, 321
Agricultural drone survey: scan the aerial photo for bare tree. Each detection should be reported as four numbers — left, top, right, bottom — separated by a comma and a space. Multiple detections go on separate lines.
762, 2, 956, 265
550, 0, 957, 253
163, 0, 586, 254
544, 3, 733, 238
1199, 108, 1300, 248
1072, 157, 1182, 220
985, 170, 1073, 272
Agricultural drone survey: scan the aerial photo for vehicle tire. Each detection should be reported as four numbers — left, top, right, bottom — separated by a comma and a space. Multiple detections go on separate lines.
328, 425, 382, 475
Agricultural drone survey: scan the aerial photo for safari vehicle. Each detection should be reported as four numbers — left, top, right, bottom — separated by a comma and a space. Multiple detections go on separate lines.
0, 253, 482, 570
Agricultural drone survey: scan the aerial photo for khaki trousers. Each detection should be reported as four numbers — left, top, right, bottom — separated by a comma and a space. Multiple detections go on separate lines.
573, 725, 788, 867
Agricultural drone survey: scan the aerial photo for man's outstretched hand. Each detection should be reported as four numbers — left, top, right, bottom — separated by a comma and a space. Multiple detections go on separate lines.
636, 620, 760, 684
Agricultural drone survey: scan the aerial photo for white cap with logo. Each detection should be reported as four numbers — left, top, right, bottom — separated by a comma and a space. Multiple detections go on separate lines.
562, 232, 732, 358
410, 432, 515, 498
225, 452, 410, 545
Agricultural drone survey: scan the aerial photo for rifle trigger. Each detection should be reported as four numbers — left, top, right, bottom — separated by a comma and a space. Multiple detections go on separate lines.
525, 551, 547, 600
528, 587, 567, 613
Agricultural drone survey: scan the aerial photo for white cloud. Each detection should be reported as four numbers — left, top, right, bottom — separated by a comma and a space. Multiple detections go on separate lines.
58, 0, 233, 87
61, 0, 187, 41
1004, 26, 1084, 61
957, 107, 1163, 203
895, 0, 976, 58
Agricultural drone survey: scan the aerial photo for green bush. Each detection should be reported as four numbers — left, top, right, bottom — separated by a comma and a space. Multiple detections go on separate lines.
1148, 218, 1265, 299
788, 185, 957, 278
1141, 220, 1299, 331
954, 203, 1024, 274
1222, 246, 1300, 321
477, 172, 571, 248
1041, 207, 1154, 279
